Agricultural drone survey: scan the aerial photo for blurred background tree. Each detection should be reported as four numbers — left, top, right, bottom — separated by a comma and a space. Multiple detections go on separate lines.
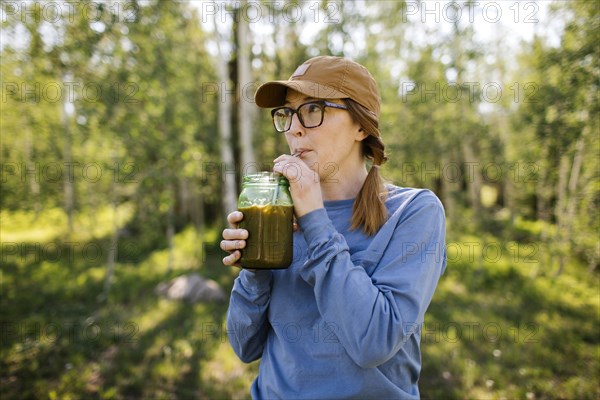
1, 0, 598, 398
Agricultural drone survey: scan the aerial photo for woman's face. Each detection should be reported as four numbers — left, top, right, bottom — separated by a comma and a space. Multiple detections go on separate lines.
283, 89, 366, 181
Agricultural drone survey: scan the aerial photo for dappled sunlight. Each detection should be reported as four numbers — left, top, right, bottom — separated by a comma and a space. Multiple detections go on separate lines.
1, 0, 598, 398
2, 193, 597, 398
421, 228, 599, 399
0, 204, 134, 243
201, 339, 259, 398
0, 208, 238, 398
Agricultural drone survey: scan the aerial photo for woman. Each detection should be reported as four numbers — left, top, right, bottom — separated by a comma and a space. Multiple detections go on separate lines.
220, 56, 446, 399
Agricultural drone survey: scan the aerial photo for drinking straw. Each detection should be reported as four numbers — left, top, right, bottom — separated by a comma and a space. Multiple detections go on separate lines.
271, 152, 300, 205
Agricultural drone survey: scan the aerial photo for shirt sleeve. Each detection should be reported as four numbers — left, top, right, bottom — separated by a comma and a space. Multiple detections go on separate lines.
226, 269, 272, 363
297, 191, 446, 368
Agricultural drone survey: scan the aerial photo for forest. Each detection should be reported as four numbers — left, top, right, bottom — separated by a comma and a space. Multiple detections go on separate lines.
1, 0, 598, 398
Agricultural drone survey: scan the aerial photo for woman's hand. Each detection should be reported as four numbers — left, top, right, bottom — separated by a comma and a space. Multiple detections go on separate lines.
273, 154, 324, 218
220, 211, 247, 267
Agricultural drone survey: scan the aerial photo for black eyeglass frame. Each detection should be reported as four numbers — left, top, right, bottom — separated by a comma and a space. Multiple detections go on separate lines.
270, 100, 348, 133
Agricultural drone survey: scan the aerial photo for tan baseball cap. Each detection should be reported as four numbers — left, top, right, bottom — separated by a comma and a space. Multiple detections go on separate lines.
255, 56, 381, 117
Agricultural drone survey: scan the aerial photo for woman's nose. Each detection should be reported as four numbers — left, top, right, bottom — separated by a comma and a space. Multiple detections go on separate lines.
288, 113, 305, 137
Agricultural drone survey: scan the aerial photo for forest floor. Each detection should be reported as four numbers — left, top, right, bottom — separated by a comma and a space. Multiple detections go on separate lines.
1, 207, 598, 399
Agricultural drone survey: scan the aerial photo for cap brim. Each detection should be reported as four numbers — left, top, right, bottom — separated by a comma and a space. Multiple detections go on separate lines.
255, 80, 348, 108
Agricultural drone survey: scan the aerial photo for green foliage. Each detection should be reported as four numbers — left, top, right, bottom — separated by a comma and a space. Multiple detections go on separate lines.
1, 207, 248, 399
2, 208, 598, 399
421, 228, 599, 399
1, 0, 598, 398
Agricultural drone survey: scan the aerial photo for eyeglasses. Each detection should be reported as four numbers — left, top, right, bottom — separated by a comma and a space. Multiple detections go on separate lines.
271, 100, 348, 133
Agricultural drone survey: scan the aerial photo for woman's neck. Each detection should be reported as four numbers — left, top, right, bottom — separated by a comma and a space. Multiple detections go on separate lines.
320, 165, 368, 201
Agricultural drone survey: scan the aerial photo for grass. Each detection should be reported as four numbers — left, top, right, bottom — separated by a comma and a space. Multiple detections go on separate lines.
1, 207, 598, 399
1, 206, 253, 399
420, 232, 600, 399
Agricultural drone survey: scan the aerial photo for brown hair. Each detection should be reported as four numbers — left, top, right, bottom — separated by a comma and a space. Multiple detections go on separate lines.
343, 98, 388, 236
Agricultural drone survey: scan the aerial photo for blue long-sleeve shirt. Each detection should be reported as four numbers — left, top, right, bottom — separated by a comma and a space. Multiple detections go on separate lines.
226, 185, 446, 399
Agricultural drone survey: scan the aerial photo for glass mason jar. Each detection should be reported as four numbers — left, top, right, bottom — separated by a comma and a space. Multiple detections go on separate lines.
238, 172, 294, 269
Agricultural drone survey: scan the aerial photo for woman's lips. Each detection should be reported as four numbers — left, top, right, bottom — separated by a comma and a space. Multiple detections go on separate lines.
293, 149, 311, 157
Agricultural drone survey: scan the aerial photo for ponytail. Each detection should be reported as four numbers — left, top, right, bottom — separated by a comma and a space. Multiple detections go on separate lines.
343, 99, 388, 236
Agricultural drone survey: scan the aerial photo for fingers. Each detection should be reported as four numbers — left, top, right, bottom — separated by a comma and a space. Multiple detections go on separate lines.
273, 155, 307, 182
220, 228, 246, 262
221, 213, 247, 267
222, 228, 248, 240
220, 237, 246, 252
222, 250, 242, 266
220, 237, 244, 267
227, 211, 244, 227
273, 155, 324, 218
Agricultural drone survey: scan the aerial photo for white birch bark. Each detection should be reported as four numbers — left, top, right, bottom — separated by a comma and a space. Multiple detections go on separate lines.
213, 11, 238, 215
237, 0, 256, 170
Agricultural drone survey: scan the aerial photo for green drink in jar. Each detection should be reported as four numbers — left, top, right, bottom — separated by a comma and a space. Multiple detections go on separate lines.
238, 172, 294, 269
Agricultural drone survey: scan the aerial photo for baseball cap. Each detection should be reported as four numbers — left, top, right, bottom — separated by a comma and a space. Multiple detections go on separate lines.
254, 56, 381, 117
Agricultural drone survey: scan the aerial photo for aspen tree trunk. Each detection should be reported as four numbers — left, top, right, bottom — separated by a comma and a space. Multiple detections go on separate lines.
440, 155, 456, 223
554, 155, 569, 274
61, 83, 75, 234
24, 127, 41, 218
166, 182, 175, 274
450, 20, 482, 215
237, 0, 256, 170
555, 136, 585, 277
103, 197, 118, 301
462, 140, 483, 214
214, 13, 238, 215
102, 151, 119, 303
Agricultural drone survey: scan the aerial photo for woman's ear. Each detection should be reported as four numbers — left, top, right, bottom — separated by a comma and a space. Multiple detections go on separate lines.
355, 127, 368, 141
